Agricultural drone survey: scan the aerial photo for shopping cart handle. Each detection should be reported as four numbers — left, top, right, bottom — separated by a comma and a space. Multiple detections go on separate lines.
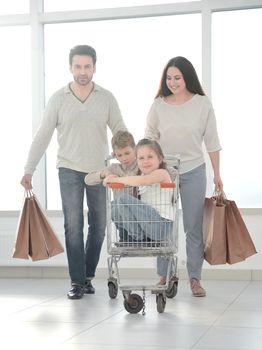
160, 183, 176, 188
106, 182, 125, 189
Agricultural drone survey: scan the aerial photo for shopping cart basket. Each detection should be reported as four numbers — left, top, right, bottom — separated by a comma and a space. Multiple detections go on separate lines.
105, 156, 179, 314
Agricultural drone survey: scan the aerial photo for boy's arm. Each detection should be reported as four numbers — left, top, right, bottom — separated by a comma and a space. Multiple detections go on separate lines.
100, 168, 112, 179
84, 171, 103, 185
85, 168, 113, 185
84, 163, 120, 185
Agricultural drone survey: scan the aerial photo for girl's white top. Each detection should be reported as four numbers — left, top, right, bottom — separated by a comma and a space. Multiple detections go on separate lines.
139, 183, 175, 220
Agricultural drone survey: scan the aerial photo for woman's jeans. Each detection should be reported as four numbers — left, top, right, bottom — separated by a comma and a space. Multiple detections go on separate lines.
157, 164, 206, 280
59, 168, 106, 286
111, 193, 173, 241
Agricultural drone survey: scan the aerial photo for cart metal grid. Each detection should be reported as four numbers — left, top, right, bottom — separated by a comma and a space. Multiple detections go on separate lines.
105, 155, 180, 314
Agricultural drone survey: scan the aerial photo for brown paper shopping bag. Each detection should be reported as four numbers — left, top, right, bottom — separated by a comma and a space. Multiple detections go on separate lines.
28, 197, 50, 261
32, 196, 64, 257
13, 191, 64, 261
226, 199, 257, 264
12, 196, 30, 259
203, 195, 227, 265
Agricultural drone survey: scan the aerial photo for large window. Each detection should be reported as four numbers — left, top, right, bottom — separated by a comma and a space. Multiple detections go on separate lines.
212, 8, 262, 208
0, 1, 28, 14
44, 14, 201, 209
0, 26, 31, 210
0, 1, 261, 211
44, 0, 198, 12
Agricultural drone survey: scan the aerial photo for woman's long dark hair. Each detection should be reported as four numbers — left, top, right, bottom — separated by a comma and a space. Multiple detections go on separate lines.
156, 56, 205, 98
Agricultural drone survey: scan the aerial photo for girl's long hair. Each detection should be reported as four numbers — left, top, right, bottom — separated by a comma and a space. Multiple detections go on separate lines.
136, 139, 166, 175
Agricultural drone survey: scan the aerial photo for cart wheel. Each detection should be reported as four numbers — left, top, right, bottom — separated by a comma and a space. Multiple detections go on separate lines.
124, 293, 144, 314
166, 281, 178, 299
156, 293, 166, 313
108, 282, 118, 299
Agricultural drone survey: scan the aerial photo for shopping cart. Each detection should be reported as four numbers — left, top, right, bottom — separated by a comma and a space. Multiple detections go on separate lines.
105, 156, 179, 314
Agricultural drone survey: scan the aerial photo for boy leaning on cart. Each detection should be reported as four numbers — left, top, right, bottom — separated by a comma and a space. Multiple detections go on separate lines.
85, 130, 138, 242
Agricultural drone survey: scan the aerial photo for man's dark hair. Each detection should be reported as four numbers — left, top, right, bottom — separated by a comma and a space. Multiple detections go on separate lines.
69, 45, 97, 66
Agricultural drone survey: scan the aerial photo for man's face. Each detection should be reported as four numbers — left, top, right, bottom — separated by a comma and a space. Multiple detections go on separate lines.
70, 55, 96, 86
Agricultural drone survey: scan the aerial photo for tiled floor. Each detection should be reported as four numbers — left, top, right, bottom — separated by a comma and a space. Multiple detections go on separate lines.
0, 278, 262, 350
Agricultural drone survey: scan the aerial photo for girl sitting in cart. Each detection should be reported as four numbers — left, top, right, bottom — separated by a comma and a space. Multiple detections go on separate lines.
103, 138, 176, 242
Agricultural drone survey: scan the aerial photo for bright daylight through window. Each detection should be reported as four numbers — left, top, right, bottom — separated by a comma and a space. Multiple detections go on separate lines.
44, 14, 201, 209
0, 1, 261, 210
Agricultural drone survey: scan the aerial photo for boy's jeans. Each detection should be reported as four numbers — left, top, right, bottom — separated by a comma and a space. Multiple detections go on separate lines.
59, 168, 106, 286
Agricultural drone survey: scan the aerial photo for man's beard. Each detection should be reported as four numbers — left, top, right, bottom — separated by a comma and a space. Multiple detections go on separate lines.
74, 75, 92, 86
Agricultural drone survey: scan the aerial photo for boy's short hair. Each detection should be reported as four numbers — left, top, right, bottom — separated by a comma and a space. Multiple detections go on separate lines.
111, 130, 135, 150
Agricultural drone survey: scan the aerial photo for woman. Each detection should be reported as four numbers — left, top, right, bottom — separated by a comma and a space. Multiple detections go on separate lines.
145, 56, 223, 297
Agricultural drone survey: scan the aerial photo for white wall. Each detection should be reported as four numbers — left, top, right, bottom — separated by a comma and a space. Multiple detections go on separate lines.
1, 209, 261, 279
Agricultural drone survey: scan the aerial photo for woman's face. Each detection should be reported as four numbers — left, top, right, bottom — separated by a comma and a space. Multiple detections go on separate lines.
166, 66, 187, 95
137, 145, 162, 174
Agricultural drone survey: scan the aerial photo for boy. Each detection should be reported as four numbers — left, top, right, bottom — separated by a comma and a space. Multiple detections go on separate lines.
85, 130, 138, 242
85, 130, 137, 185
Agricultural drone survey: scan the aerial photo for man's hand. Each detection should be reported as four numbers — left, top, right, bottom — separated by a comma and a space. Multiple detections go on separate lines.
20, 174, 33, 190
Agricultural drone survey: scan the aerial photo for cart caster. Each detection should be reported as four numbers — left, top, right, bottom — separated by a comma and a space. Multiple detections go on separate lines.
108, 281, 118, 299
156, 293, 166, 313
124, 293, 144, 314
166, 278, 178, 299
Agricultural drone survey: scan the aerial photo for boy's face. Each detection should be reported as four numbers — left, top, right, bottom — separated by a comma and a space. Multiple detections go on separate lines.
114, 146, 136, 167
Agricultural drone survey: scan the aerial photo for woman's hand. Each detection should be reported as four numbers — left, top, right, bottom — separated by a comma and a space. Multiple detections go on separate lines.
20, 174, 33, 190
214, 174, 223, 193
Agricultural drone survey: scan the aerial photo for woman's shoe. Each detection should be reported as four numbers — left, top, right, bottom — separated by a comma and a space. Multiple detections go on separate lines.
156, 276, 167, 286
190, 278, 206, 297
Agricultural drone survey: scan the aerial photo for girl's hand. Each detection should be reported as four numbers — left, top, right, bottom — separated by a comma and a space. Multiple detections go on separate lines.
103, 174, 118, 186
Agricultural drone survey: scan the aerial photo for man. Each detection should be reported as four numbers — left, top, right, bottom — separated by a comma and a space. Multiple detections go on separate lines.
21, 45, 127, 299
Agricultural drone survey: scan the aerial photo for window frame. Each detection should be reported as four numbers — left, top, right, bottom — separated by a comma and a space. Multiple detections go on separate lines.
1, 0, 261, 210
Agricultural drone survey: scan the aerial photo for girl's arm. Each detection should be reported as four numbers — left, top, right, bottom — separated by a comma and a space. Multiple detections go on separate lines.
103, 169, 171, 186
208, 150, 223, 192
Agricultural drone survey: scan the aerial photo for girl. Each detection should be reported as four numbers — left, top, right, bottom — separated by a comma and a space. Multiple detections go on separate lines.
103, 138, 175, 242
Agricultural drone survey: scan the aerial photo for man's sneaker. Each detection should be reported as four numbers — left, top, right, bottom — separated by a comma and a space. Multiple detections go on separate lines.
190, 278, 206, 297
84, 280, 95, 294
67, 285, 84, 299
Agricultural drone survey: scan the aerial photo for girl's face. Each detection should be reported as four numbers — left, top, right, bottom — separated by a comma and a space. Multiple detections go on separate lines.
166, 66, 187, 95
137, 145, 162, 174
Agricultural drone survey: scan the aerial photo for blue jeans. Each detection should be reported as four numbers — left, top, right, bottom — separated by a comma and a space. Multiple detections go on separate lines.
111, 193, 172, 241
59, 168, 106, 286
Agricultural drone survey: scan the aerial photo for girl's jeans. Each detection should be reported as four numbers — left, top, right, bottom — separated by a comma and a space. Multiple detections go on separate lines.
59, 168, 106, 286
111, 193, 173, 241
